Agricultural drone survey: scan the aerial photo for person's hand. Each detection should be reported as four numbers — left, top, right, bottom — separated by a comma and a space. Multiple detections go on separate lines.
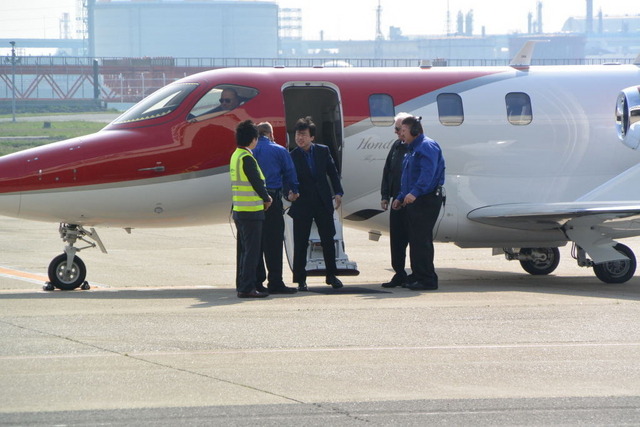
391, 199, 402, 210
288, 190, 299, 202
334, 194, 342, 210
264, 195, 273, 210
402, 193, 416, 206
381, 199, 389, 211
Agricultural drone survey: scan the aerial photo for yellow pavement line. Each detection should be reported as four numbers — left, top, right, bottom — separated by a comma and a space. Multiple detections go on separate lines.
0, 266, 112, 289
0, 266, 48, 284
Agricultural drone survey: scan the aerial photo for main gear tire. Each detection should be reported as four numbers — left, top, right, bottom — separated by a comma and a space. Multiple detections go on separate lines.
593, 243, 636, 284
519, 247, 560, 276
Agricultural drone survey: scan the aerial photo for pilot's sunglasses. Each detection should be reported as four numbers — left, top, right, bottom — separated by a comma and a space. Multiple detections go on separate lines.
220, 98, 233, 103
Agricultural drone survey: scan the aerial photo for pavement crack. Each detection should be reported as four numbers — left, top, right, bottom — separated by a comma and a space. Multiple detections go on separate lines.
1, 319, 352, 412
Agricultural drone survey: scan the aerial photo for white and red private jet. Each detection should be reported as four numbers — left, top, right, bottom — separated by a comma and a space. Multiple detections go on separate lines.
1, 44, 639, 290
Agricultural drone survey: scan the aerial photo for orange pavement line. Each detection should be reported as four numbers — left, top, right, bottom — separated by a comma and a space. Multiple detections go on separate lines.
0, 266, 48, 283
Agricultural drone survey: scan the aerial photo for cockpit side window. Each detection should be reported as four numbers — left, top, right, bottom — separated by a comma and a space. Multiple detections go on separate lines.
506, 92, 533, 125
188, 84, 259, 121
369, 94, 395, 126
113, 82, 198, 124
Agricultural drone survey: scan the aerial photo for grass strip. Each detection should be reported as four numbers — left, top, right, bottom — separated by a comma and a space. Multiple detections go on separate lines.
0, 121, 106, 156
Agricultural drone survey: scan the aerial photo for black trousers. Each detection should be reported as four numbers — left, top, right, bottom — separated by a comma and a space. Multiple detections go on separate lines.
234, 216, 263, 293
406, 193, 443, 286
389, 203, 409, 279
257, 192, 285, 287
292, 205, 337, 284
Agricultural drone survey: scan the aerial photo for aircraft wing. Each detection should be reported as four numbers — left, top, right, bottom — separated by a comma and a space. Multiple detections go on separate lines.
468, 202, 640, 262
468, 202, 640, 231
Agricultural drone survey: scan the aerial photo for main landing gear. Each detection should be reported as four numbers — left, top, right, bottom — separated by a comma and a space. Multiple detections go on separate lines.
573, 243, 637, 284
502, 243, 637, 284
43, 224, 107, 291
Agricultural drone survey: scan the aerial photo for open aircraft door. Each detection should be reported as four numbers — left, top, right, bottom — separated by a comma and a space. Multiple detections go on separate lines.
281, 82, 359, 277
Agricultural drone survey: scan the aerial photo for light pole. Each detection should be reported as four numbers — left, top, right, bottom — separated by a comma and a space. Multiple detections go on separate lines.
7, 41, 18, 123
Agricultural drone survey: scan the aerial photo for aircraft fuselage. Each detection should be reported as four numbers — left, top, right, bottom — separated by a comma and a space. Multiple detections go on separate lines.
0, 65, 638, 251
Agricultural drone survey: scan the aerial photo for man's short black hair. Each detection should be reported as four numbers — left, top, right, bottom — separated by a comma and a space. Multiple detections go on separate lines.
294, 116, 316, 137
236, 120, 258, 147
402, 115, 423, 136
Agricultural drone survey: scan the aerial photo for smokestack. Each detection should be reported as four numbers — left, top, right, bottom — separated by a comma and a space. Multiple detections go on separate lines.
465, 10, 474, 36
537, 1, 543, 34
598, 8, 603, 34
87, 0, 95, 57
586, 0, 593, 33
456, 11, 463, 35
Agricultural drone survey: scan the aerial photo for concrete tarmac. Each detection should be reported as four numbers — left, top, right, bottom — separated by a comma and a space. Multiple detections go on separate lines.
1, 216, 640, 425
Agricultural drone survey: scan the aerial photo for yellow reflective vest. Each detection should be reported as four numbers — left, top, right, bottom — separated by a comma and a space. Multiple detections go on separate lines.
230, 148, 265, 212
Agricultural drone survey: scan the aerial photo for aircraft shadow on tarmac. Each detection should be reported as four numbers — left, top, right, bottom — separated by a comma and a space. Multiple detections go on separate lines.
436, 266, 640, 301
2, 266, 640, 307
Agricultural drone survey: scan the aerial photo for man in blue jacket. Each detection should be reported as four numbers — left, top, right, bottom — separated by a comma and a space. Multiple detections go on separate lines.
253, 122, 299, 295
392, 116, 445, 291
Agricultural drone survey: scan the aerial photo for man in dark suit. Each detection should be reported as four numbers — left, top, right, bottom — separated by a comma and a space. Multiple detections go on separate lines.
380, 112, 412, 288
288, 116, 344, 291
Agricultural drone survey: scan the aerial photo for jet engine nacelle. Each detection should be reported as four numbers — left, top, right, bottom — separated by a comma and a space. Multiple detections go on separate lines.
616, 86, 640, 149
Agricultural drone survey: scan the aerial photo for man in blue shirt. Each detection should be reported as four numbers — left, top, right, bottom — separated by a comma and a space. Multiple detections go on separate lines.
253, 122, 300, 294
392, 116, 445, 291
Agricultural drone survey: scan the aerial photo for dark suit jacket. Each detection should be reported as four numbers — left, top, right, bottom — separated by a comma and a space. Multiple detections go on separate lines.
288, 143, 343, 219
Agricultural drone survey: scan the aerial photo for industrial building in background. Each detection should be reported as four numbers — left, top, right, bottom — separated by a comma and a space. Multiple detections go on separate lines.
0, 0, 638, 113
1, 0, 638, 60
90, 0, 279, 58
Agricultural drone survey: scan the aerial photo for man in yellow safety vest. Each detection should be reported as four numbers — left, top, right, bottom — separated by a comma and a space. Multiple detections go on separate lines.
230, 120, 272, 298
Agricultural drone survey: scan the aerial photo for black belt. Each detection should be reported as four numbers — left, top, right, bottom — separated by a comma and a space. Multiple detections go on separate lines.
429, 186, 443, 197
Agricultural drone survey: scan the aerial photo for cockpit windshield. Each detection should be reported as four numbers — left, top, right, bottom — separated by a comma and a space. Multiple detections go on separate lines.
113, 82, 199, 124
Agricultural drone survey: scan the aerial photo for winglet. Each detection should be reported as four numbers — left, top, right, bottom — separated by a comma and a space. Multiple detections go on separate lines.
510, 40, 549, 69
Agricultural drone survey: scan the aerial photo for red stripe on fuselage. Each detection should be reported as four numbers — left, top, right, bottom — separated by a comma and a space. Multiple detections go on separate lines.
0, 67, 502, 195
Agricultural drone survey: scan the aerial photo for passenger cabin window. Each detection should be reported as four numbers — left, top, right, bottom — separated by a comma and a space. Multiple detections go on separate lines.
113, 82, 198, 124
506, 92, 532, 125
437, 93, 464, 126
188, 84, 259, 121
369, 94, 395, 126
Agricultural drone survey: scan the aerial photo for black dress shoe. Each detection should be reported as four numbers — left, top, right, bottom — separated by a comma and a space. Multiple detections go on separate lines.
237, 290, 269, 298
297, 282, 308, 291
268, 285, 298, 294
256, 284, 269, 294
326, 275, 343, 289
381, 279, 405, 288
406, 281, 438, 291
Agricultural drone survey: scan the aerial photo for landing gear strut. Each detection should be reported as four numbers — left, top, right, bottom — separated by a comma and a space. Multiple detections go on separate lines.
43, 224, 106, 291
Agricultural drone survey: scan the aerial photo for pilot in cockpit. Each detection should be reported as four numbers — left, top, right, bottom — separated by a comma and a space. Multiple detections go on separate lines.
187, 85, 253, 121
219, 88, 241, 111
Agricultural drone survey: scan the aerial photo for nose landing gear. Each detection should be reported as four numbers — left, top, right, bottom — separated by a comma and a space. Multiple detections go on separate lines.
43, 224, 107, 291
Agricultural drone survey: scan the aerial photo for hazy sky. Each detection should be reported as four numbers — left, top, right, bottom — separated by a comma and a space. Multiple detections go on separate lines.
0, 0, 637, 42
